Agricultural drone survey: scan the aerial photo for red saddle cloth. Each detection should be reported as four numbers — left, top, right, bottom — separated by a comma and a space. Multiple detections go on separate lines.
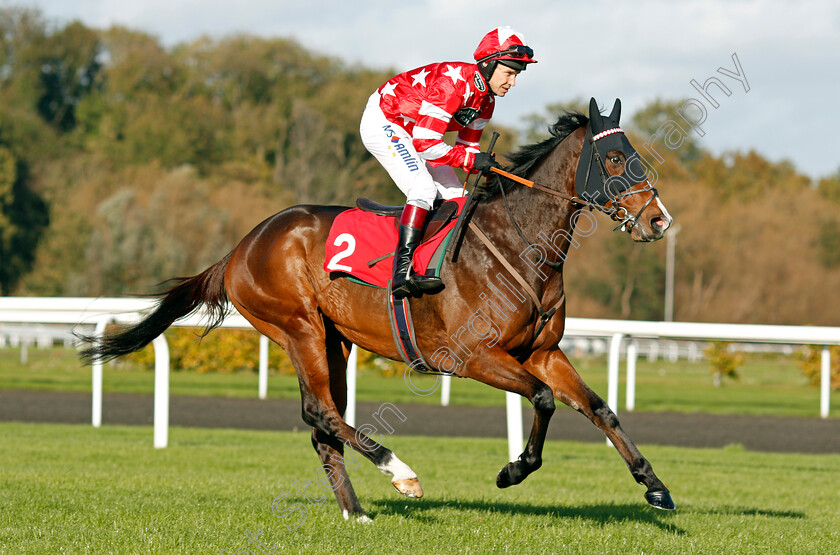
324, 198, 467, 287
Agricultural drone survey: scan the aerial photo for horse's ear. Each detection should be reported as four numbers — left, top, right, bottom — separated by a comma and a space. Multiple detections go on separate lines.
608, 98, 621, 123
588, 97, 603, 133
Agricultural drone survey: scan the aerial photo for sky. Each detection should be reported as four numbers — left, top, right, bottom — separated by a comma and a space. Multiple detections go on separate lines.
18, 0, 840, 180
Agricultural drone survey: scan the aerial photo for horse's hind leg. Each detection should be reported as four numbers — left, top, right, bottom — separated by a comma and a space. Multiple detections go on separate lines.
527, 349, 676, 510
307, 323, 422, 522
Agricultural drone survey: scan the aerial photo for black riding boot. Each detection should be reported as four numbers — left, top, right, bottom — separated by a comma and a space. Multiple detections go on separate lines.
392, 204, 444, 299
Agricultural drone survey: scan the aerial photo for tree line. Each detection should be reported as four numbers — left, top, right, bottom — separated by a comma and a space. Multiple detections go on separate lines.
2, 7, 839, 325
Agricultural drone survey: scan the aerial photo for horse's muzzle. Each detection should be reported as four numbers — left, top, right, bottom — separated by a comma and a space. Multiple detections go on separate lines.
631, 214, 671, 242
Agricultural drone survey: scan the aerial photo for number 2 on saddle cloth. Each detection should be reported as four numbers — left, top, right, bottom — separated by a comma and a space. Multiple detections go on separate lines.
324, 197, 466, 288
323, 197, 467, 374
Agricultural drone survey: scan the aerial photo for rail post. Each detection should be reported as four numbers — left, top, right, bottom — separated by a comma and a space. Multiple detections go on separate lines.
153, 334, 170, 449
506, 391, 523, 462
606, 333, 623, 446
821, 345, 831, 419
345, 344, 357, 427
626, 340, 638, 412
91, 316, 111, 428
441, 374, 452, 407
259, 335, 269, 400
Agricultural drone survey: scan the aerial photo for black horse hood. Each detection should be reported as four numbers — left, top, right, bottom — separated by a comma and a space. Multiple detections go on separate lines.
575, 97, 646, 205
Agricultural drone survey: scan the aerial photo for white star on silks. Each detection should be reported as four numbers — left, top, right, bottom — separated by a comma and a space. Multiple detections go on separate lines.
400, 115, 415, 126
463, 84, 473, 103
411, 68, 430, 87
381, 81, 398, 97
442, 64, 464, 85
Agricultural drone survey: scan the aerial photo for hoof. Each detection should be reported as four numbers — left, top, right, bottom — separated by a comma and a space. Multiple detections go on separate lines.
497, 458, 538, 489
645, 490, 676, 511
496, 465, 514, 489
392, 477, 424, 498
496, 461, 523, 489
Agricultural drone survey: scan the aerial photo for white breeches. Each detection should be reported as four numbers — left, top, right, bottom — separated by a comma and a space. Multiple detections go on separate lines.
360, 92, 463, 210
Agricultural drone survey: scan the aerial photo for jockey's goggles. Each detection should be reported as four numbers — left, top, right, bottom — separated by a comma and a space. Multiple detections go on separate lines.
477, 45, 535, 63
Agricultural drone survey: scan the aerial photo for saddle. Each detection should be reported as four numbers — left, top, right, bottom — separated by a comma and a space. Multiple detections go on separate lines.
356, 198, 459, 243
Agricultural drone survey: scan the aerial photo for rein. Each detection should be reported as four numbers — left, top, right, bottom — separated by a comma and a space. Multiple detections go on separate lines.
490, 167, 607, 213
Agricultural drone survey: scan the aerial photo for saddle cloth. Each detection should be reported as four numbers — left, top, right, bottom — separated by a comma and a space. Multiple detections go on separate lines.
324, 197, 467, 287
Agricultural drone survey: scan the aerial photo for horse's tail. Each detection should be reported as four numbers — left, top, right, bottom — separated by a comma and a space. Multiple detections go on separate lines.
79, 251, 233, 364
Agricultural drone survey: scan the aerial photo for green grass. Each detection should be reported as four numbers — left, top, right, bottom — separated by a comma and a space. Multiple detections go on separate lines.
0, 422, 838, 554
1, 346, 837, 418
574, 353, 838, 418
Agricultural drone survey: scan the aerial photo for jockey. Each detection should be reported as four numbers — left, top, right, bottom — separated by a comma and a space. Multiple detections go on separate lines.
360, 26, 537, 299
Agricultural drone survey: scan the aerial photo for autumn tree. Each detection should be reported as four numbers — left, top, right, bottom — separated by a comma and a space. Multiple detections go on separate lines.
629, 98, 704, 170
520, 98, 589, 143
33, 21, 103, 132
693, 150, 810, 200
0, 145, 48, 294
5, 6, 840, 329
817, 169, 840, 204
0, 7, 48, 110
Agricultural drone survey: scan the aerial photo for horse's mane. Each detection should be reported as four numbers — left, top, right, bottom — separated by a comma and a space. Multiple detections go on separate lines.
474, 111, 588, 200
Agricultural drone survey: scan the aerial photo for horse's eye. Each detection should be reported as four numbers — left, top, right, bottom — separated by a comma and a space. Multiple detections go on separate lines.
610, 156, 623, 165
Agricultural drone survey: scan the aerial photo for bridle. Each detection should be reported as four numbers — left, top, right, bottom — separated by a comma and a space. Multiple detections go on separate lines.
492, 124, 661, 263
578, 126, 660, 232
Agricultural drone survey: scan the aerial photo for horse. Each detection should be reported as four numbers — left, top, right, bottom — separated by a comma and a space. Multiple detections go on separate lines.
81, 97, 676, 522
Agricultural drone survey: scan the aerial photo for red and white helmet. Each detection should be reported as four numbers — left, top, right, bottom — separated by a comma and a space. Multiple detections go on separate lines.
473, 26, 537, 71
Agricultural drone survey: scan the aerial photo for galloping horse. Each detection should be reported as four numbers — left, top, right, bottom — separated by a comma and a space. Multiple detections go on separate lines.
82, 98, 676, 521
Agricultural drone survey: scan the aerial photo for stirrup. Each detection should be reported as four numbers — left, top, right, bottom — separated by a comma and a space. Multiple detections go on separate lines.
411, 274, 444, 293
392, 276, 420, 299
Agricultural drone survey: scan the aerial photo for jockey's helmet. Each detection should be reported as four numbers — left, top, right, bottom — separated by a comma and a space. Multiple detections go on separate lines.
474, 26, 537, 83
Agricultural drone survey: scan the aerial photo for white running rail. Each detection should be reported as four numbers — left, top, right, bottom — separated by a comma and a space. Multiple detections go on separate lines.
1, 298, 837, 455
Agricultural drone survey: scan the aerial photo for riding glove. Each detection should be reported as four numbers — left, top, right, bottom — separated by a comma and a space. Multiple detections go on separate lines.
473, 152, 501, 173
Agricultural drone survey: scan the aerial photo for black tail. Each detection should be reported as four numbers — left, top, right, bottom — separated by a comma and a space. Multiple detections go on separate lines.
78, 252, 233, 364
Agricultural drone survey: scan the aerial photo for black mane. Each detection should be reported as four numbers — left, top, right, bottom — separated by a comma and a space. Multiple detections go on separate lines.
475, 111, 588, 199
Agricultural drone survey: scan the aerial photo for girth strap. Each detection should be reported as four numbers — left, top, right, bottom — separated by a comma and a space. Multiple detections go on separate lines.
468, 221, 565, 340
386, 280, 445, 375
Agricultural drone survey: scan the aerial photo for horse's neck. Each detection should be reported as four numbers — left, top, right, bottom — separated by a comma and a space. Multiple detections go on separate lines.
483, 131, 582, 256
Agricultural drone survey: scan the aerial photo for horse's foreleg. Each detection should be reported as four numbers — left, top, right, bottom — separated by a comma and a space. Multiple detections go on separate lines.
299, 377, 423, 500
459, 348, 556, 488
324, 328, 423, 501
526, 349, 676, 510
304, 331, 371, 522
310, 428, 370, 522
232, 305, 421, 521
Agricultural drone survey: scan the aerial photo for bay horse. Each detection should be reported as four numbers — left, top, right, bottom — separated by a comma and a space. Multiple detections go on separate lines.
81, 98, 676, 521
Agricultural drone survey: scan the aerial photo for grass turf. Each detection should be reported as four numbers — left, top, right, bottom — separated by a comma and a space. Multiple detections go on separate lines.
0, 422, 838, 554
1, 347, 836, 418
